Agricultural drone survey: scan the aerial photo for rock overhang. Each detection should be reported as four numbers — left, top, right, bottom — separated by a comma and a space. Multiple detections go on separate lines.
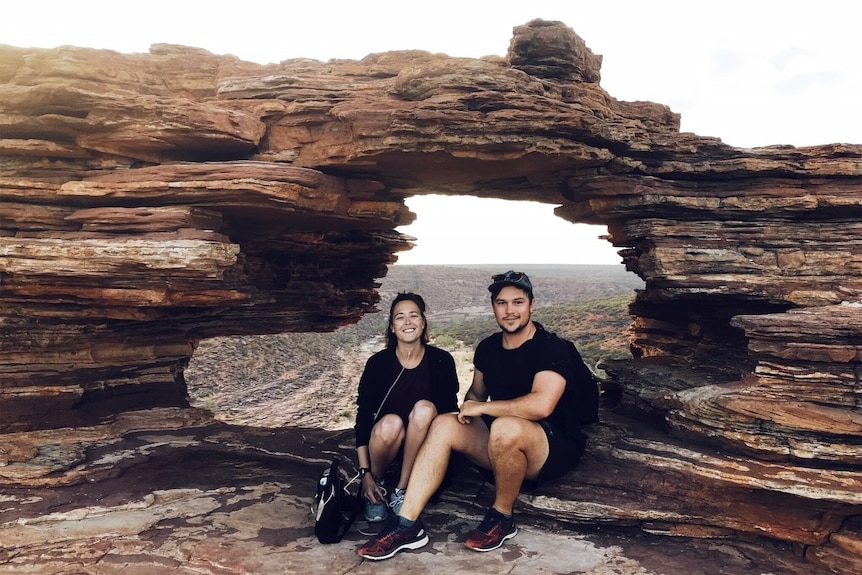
1, 19, 861, 573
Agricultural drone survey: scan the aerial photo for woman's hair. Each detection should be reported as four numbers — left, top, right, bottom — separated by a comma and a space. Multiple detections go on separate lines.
385, 292, 430, 348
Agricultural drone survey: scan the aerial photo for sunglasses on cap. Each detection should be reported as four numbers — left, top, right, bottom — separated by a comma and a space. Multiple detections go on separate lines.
491, 271, 527, 283
488, 270, 533, 294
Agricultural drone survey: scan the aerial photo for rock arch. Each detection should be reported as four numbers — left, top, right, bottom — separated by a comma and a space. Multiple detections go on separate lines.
1, 19, 860, 570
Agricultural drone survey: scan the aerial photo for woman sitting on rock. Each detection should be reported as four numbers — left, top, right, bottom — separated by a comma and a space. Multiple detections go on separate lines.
355, 292, 460, 522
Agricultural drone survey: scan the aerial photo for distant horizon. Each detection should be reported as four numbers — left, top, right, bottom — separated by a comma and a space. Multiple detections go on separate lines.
388, 262, 643, 283
391, 262, 626, 267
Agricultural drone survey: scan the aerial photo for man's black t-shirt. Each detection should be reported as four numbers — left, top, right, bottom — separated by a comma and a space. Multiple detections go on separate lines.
473, 323, 574, 433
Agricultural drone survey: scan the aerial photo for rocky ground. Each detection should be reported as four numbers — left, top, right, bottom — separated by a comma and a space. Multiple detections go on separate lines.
0, 409, 825, 575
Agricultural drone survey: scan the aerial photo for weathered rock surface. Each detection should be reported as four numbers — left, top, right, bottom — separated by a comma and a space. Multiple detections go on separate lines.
1, 19, 861, 574
0, 408, 840, 575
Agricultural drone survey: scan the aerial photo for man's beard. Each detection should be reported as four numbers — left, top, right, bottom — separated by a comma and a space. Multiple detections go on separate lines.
499, 317, 530, 334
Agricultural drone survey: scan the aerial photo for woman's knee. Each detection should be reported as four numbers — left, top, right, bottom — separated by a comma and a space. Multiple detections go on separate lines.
371, 414, 405, 444
408, 400, 438, 427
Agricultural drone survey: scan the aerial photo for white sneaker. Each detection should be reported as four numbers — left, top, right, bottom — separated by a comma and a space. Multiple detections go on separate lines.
389, 487, 406, 515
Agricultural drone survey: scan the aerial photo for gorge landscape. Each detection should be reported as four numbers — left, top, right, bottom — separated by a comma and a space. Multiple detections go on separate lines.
185, 263, 640, 430
1, 19, 860, 575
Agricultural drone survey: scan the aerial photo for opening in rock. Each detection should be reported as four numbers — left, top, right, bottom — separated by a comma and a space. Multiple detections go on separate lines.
186, 196, 641, 430
395, 195, 620, 266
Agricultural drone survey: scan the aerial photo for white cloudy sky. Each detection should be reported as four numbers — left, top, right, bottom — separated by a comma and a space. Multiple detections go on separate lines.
3, 0, 859, 266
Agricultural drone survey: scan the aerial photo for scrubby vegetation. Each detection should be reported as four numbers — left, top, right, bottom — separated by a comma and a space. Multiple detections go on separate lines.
186, 264, 640, 427
429, 294, 634, 372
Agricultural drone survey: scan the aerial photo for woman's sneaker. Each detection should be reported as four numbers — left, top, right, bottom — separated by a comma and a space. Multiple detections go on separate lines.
389, 487, 406, 515
464, 507, 517, 552
358, 515, 428, 560
363, 481, 388, 523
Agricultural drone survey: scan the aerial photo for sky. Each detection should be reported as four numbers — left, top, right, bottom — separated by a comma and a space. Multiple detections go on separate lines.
3, 1, 859, 266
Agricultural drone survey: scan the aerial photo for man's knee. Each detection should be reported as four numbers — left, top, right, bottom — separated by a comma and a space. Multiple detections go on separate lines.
488, 416, 536, 450
427, 412, 462, 439
426, 413, 491, 459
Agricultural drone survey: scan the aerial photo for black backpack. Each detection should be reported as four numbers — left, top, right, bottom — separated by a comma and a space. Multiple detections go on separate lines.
313, 459, 360, 544
544, 329, 599, 426
563, 336, 600, 425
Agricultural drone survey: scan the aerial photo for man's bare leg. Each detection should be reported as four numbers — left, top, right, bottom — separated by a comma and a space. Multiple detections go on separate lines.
397, 413, 491, 521
486, 417, 550, 515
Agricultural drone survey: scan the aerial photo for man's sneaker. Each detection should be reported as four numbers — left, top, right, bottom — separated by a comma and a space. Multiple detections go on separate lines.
363, 481, 388, 523
358, 515, 429, 560
464, 507, 518, 552
389, 487, 406, 515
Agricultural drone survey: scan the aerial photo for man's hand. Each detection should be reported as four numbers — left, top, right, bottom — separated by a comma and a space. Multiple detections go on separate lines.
457, 399, 485, 424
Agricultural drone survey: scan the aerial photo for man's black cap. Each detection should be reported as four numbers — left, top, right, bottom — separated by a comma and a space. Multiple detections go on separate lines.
488, 270, 533, 294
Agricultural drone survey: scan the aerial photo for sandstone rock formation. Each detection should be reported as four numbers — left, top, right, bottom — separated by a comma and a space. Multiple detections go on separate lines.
1, 19, 860, 574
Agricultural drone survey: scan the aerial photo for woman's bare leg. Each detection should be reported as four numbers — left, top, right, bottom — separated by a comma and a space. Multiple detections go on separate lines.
397, 399, 437, 490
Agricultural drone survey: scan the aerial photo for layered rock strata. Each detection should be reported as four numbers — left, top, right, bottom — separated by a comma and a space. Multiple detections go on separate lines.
1, 19, 861, 573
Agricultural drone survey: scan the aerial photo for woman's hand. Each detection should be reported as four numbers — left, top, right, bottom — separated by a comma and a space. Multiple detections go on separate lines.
361, 472, 386, 503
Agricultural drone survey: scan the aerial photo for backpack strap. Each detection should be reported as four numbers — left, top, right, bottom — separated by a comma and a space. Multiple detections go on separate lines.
335, 469, 363, 541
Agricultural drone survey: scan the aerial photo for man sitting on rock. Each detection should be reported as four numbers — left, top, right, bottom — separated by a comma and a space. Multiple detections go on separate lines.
358, 270, 588, 560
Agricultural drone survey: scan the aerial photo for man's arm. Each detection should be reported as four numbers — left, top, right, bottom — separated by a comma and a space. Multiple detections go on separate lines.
464, 368, 489, 403
459, 370, 565, 421
457, 369, 489, 424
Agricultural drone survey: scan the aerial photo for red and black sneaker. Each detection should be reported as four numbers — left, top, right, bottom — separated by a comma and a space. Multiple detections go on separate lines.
358, 515, 429, 561
464, 507, 518, 552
